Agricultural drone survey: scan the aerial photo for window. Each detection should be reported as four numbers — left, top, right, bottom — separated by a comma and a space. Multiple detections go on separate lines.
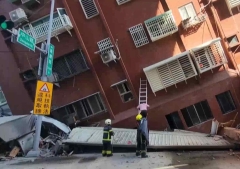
116, 82, 134, 103
79, 0, 99, 19
166, 112, 184, 130
55, 93, 106, 124
30, 50, 88, 82
144, 52, 197, 93
116, 0, 131, 5
179, 3, 197, 21
216, 91, 236, 114
0, 87, 7, 106
144, 10, 178, 42
227, 35, 239, 47
191, 38, 227, 74
52, 50, 89, 81
129, 23, 149, 48
181, 100, 213, 127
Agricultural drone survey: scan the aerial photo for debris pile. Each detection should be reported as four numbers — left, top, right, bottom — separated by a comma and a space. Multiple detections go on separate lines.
0, 115, 71, 160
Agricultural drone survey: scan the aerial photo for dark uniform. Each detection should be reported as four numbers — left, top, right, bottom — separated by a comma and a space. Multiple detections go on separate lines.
136, 120, 141, 156
139, 111, 149, 158
102, 125, 114, 157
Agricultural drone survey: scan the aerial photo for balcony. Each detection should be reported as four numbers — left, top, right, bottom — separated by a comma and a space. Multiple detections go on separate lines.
182, 12, 206, 30
143, 51, 197, 94
144, 10, 178, 42
190, 38, 227, 74
22, 8, 73, 44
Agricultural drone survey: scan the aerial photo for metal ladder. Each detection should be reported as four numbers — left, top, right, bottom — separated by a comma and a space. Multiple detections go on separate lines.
139, 78, 148, 105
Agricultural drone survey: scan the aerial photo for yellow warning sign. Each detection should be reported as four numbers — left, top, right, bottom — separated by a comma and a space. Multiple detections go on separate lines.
33, 80, 53, 115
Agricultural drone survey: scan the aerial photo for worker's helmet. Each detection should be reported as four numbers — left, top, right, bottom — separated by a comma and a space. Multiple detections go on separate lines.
136, 114, 142, 121
105, 119, 111, 125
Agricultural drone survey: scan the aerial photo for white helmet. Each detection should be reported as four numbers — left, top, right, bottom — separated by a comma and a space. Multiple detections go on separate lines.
105, 119, 111, 125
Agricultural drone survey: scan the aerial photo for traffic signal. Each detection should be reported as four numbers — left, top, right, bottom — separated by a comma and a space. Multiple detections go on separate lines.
0, 15, 14, 30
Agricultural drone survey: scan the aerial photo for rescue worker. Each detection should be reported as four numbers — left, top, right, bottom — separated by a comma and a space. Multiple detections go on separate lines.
102, 119, 114, 157
139, 111, 149, 158
136, 114, 142, 157
137, 102, 150, 116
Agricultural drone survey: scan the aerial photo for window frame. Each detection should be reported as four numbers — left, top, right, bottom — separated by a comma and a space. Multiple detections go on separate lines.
178, 2, 197, 21
116, 0, 131, 5
116, 83, 134, 103
181, 100, 213, 127
226, 35, 239, 47
216, 91, 236, 115
165, 111, 184, 130
53, 93, 106, 123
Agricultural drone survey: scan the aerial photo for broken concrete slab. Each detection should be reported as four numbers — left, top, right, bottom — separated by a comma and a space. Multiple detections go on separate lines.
63, 127, 234, 149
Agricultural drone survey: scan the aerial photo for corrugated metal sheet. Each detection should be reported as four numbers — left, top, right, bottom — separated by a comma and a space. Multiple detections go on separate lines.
63, 127, 233, 149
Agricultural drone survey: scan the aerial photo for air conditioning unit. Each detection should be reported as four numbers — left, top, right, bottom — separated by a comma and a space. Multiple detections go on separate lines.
100, 50, 117, 64
9, 8, 28, 23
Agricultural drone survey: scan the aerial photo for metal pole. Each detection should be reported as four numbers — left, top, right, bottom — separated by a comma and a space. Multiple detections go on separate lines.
28, 0, 55, 157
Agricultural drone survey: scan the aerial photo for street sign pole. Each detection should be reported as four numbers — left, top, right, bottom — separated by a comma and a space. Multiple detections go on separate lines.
27, 0, 55, 157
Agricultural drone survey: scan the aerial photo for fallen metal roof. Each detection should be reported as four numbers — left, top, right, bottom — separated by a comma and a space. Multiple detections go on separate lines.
63, 127, 233, 149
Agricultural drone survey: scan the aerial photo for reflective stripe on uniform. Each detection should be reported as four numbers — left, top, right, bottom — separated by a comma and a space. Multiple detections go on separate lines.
102, 150, 106, 154
106, 151, 112, 155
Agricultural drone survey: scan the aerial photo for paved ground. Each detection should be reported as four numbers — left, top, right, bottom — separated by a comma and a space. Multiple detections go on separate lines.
0, 151, 240, 169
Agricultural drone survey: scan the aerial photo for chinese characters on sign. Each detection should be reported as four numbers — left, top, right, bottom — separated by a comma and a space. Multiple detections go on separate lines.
17, 29, 36, 52
46, 44, 55, 76
33, 81, 53, 115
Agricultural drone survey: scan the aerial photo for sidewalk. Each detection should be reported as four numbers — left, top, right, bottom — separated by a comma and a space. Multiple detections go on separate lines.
0, 151, 240, 169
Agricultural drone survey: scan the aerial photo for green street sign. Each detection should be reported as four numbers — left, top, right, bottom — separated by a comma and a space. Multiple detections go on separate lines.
46, 44, 55, 76
17, 29, 36, 52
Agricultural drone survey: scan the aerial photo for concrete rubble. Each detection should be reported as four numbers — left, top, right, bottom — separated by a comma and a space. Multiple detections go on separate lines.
0, 115, 71, 160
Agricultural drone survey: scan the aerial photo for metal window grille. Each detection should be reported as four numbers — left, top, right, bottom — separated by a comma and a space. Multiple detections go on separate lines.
79, 0, 99, 19
52, 50, 89, 81
181, 100, 213, 127
97, 38, 114, 54
129, 23, 149, 48
144, 10, 178, 42
22, 10, 73, 44
191, 40, 227, 74
55, 93, 106, 123
116, 0, 131, 5
144, 53, 197, 93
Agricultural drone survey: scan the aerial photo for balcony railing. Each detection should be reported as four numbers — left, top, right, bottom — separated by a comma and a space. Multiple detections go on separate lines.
23, 14, 73, 44
182, 12, 206, 29
144, 10, 178, 42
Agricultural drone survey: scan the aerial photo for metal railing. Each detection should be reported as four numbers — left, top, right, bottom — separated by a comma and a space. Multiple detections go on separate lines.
23, 14, 73, 44
144, 10, 178, 42
182, 13, 206, 29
